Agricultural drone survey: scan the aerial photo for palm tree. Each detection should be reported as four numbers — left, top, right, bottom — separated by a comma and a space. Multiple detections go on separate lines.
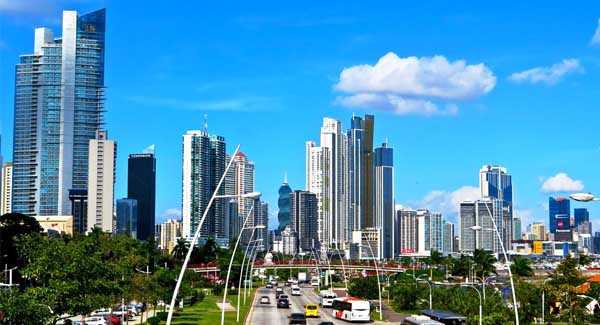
172, 238, 190, 261
578, 253, 592, 267
511, 256, 533, 278
472, 249, 497, 278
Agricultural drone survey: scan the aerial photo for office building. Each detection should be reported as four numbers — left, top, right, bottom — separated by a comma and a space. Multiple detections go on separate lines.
374, 141, 394, 258
12, 9, 106, 216
347, 114, 375, 235
1, 162, 12, 215
225, 199, 240, 246
574, 208, 590, 228
116, 198, 137, 237
577, 221, 592, 235
158, 219, 182, 254
230, 151, 255, 246
127, 153, 156, 240
277, 175, 292, 233
514, 217, 522, 240
352, 228, 382, 260
531, 222, 547, 241
416, 210, 430, 255
255, 200, 269, 252
181, 130, 227, 242
443, 221, 455, 254
87, 130, 116, 233
549, 197, 571, 241
290, 190, 319, 252
69, 189, 87, 233
34, 215, 73, 236
459, 198, 502, 253
398, 209, 418, 255
430, 212, 443, 253
479, 165, 513, 251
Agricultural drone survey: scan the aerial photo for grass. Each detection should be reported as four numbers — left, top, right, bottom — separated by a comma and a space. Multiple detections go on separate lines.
159, 286, 257, 324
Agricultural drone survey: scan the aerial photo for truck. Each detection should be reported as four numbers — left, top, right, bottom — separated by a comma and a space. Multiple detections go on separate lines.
298, 272, 311, 283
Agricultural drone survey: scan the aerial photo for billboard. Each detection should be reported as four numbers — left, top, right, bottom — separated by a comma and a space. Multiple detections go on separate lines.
533, 241, 543, 254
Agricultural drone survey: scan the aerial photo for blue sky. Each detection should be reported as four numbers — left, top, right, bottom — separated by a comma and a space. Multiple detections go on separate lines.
1, 1, 599, 231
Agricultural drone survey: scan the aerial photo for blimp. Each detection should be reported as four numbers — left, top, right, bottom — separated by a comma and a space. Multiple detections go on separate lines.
569, 193, 598, 202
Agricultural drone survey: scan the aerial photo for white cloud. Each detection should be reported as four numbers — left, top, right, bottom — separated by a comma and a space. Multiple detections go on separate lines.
334, 52, 495, 116
409, 185, 480, 216
127, 95, 278, 112
591, 18, 600, 46
161, 208, 182, 218
509, 59, 583, 85
540, 173, 584, 193
335, 94, 458, 116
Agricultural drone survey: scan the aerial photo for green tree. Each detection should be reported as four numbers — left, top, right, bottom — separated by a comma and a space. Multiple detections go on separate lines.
0, 289, 54, 325
472, 249, 497, 278
578, 254, 592, 267
0, 213, 43, 279
511, 256, 533, 278
172, 238, 190, 261
548, 255, 587, 324
347, 276, 380, 300
450, 254, 471, 277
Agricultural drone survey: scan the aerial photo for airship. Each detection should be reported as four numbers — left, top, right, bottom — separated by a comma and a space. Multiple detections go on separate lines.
569, 193, 598, 202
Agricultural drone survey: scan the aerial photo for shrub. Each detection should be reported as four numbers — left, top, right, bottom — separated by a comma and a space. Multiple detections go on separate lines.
212, 283, 224, 296
156, 311, 168, 321
146, 316, 160, 325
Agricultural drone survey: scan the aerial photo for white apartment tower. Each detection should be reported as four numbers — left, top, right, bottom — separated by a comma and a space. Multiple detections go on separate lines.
1, 162, 12, 215
86, 130, 116, 233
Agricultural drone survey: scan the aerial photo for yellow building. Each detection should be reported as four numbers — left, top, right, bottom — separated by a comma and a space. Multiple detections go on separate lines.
531, 223, 547, 241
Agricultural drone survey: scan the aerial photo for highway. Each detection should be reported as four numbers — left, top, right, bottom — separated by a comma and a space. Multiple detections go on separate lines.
249, 284, 344, 325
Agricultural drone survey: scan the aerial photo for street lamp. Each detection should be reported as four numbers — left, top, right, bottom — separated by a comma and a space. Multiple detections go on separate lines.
135, 265, 152, 324
469, 199, 519, 325
246, 239, 264, 296
569, 193, 599, 202
235, 225, 265, 322
461, 284, 482, 325
542, 278, 552, 323
166, 144, 258, 325
357, 242, 382, 321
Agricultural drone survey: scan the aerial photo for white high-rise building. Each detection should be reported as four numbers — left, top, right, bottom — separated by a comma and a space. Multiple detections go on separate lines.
86, 130, 116, 233
158, 219, 182, 254
443, 221, 455, 254
459, 198, 503, 254
398, 209, 418, 255
233, 152, 255, 225
430, 212, 443, 253
1, 162, 12, 215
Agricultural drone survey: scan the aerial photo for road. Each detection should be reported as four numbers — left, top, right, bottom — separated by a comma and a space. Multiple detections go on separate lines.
249, 284, 354, 325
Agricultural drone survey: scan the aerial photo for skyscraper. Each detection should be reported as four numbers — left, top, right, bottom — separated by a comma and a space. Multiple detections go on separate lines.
116, 198, 138, 237
1, 163, 12, 215
398, 209, 418, 255
255, 200, 269, 252
459, 198, 502, 253
277, 175, 292, 233
232, 152, 255, 246
574, 208, 589, 228
128, 153, 156, 240
531, 222, 547, 241
158, 219, 182, 254
12, 9, 106, 216
513, 217, 522, 240
86, 130, 116, 233
549, 197, 570, 241
290, 190, 319, 252
430, 212, 443, 253
443, 221, 455, 254
306, 118, 348, 251
182, 130, 226, 242
479, 165, 513, 251
374, 141, 394, 258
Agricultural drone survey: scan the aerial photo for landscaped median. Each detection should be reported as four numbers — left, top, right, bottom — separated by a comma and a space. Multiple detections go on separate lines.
151, 287, 257, 324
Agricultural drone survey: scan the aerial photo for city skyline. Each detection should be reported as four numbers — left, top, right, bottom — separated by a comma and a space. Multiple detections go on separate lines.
1, 2, 599, 232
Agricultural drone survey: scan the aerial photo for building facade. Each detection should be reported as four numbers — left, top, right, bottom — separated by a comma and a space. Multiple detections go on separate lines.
1, 162, 12, 215
254, 200, 269, 252
374, 141, 394, 258
479, 165, 513, 251
549, 197, 571, 241
290, 190, 319, 252
459, 198, 503, 253
86, 130, 116, 233
127, 153, 156, 241
12, 9, 106, 216
116, 198, 137, 237
277, 176, 292, 233
574, 208, 589, 228
430, 212, 443, 253
443, 221, 455, 254
398, 209, 418, 255
158, 219, 182, 253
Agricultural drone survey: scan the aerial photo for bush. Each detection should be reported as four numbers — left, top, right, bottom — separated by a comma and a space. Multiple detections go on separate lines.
146, 316, 160, 325
212, 283, 224, 296
156, 311, 168, 321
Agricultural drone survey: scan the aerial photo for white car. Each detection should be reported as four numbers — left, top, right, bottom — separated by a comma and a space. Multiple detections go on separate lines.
83, 317, 108, 325
291, 285, 301, 296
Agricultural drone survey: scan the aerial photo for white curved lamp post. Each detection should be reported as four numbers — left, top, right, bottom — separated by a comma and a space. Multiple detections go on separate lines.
358, 243, 382, 321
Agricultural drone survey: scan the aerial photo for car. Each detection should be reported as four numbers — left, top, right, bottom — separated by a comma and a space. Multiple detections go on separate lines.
260, 296, 270, 304
304, 303, 318, 317
266, 283, 273, 289
317, 322, 335, 325
102, 316, 122, 325
279, 294, 289, 300
82, 317, 108, 325
270, 280, 278, 286
277, 298, 290, 308
291, 285, 301, 296
288, 312, 307, 324
276, 287, 284, 298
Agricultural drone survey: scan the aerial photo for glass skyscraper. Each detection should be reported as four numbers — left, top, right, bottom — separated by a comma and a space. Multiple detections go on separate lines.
549, 197, 571, 241
374, 141, 394, 258
277, 176, 292, 233
479, 165, 513, 249
13, 9, 106, 216
116, 198, 138, 238
128, 153, 156, 241
574, 208, 589, 228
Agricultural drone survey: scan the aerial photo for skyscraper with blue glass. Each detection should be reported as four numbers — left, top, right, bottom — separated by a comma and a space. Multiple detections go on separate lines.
479, 165, 513, 249
12, 9, 106, 216
549, 196, 570, 234
277, 175, 292, 233
374, 141, 394, 258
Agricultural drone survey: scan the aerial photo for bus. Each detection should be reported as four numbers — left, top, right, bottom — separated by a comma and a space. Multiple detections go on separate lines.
319, 290, 337, 307
331, 297, 370, 322
402, 315, 444, 325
